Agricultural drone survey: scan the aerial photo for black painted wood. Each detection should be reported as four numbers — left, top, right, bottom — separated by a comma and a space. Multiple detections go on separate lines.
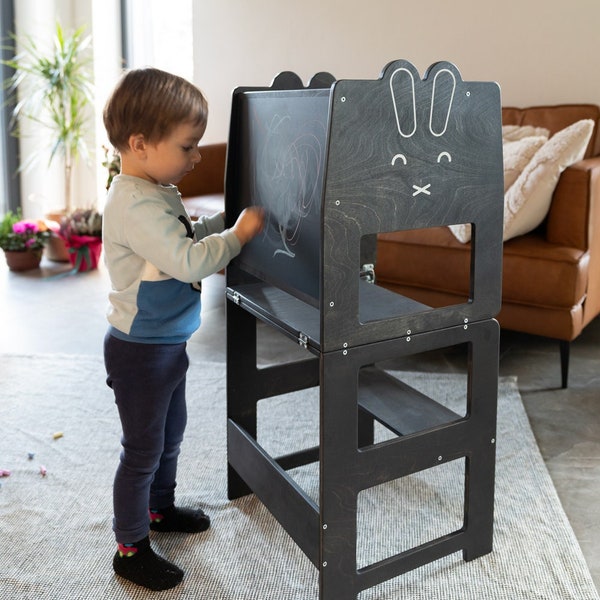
226, 60, 503, 353
559, 339, 570, 388
225, 61, 502, 600
227, 315, 499, 598
321, 60, 503, 352
358, 366, 461, 436
228, 419, 321, 566
226, 280, 431, 352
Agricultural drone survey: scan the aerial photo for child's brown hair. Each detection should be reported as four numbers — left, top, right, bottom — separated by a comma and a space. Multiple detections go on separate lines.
103, 67, 208, 151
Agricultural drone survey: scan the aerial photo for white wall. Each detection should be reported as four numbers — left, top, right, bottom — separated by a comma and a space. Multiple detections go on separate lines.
193, 0, 600, 144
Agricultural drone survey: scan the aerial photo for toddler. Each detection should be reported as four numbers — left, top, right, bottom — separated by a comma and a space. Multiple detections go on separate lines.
102, 67, 263, 591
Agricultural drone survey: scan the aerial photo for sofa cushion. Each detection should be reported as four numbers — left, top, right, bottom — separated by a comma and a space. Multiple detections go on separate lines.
376, 227, 588, 310
377, 228, 471, 299
502, 125, 549, 142
181, 193, 224, 221
501, 234, 588, 309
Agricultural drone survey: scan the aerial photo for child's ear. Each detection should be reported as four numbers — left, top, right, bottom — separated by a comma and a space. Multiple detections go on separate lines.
128, 133, 147, 155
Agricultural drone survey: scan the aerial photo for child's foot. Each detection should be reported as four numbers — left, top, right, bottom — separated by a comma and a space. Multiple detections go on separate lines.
113, 536, 183, 591
149, 505, 211, 533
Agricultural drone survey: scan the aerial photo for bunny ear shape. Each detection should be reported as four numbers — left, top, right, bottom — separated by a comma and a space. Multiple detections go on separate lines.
270, 71, 304, 89
389, 65, 418, 138
307, 72, 336, 89
427, 63, 458, 137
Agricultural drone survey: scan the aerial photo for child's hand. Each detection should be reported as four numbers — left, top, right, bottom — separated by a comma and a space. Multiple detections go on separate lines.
231, 207, 265, 245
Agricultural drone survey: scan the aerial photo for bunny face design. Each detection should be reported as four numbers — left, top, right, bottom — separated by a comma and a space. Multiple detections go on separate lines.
322, 59, 502, 235
389, 63, 458, 200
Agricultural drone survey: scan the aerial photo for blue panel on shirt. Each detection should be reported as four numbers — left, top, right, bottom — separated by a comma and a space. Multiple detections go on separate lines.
128, 279, 201, 343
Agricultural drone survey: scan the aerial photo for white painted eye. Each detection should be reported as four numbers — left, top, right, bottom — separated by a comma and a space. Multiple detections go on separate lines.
437, 151, 452, 163
392, 153, 407, 166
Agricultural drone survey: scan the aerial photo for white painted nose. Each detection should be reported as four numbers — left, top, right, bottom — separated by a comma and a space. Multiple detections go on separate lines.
412, 184, 431, 197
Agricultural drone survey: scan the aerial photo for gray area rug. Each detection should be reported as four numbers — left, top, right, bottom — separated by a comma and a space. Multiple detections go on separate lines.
0, 353, 598, 600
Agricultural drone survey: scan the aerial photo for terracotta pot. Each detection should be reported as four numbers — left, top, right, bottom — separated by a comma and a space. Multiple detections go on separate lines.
44, 212, 69, 262
46, 232, 70, 262
3, 249, 43, 272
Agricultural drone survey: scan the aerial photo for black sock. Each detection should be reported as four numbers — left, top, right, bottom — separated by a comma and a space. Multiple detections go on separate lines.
149, 505, 211, 533
113, 536, 184, 591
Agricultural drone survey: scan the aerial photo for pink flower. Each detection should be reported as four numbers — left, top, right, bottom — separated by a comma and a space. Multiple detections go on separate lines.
12, 220, 39, 234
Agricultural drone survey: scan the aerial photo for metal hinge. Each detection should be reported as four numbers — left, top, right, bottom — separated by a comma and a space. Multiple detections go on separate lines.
230, 290, 240, 305
298, 332, 308, 349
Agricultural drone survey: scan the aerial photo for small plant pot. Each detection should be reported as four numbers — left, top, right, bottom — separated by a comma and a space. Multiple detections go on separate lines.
3, 249, 43, 272
66, 236, 102, 272
46, 232, 70, 262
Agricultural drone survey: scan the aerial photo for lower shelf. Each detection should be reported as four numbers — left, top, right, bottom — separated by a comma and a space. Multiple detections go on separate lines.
358, 366, 462, 437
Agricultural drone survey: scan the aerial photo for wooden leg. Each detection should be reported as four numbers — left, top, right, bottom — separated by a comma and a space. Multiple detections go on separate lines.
320, 353, 360, 600
227, 300, 258, 499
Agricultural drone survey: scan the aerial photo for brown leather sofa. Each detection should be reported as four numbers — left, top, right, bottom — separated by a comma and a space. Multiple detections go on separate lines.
178, 143, 227, 220
180, 105, 600, 388
376, 104, 600, 387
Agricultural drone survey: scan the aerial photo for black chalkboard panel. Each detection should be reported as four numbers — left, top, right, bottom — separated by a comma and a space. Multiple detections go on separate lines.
229, 88, 331, 306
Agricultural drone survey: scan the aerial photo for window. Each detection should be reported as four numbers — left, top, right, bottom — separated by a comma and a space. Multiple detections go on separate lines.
121, 0, 193, 80
0, 0, 20, 216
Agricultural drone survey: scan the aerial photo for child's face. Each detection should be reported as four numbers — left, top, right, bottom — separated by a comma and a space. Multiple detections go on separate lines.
143, 121, 205, 186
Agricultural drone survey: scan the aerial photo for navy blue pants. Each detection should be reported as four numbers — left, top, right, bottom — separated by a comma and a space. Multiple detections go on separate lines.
104, 333, 189, 544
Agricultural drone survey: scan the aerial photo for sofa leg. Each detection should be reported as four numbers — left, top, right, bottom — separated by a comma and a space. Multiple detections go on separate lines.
559, 340, 570, 389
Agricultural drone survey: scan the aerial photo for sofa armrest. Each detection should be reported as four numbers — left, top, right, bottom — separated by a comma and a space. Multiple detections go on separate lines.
546, 156, 600, 250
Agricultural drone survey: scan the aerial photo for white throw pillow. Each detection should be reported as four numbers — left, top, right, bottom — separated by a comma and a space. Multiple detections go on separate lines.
447, 222, 471, 244
449, 119, 594, 244
503, 136, 548, 192
448, 134, 548, 244
503, 119, 594, 241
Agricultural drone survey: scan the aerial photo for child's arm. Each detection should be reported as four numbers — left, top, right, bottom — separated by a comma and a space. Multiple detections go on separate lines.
192, 208, 264, 244
124, 198, 264, 284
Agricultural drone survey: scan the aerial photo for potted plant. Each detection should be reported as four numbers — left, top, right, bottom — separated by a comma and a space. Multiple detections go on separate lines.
102, 145, 121, 190
0, 210, 51, 271
3, 22, 95, 260
57, 207, 102, 272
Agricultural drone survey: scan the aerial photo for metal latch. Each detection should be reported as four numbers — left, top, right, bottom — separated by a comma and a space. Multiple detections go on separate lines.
360, 263, 375, 283
230, 290, 240, 305
298, 332, 308, 349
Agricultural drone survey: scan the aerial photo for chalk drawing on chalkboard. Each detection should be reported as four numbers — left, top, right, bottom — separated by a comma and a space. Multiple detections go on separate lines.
250, 109, 326, 260
233, 89, 330, 305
